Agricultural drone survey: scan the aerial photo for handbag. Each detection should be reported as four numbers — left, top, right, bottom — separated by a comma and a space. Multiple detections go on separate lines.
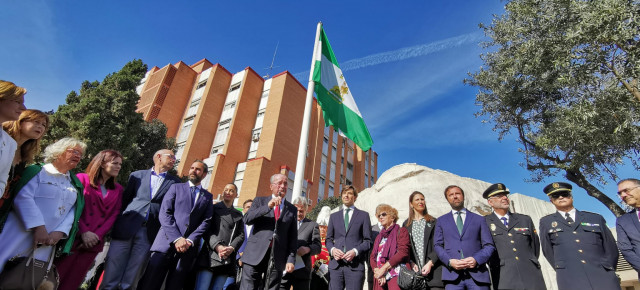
397, 224, 427, 290
0, 246, 59, 290
397, 264, 426, 290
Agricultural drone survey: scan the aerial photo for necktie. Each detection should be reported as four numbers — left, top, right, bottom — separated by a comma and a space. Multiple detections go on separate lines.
565, 212, 574, 224
274, 204, 280, 221
501, 217, 508, 227
190, 186, 197, 207
344, 208, 351, 231
456, 212, 464, 235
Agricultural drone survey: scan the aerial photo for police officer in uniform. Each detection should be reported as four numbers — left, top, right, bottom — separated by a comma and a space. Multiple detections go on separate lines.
483, 183, 546, 290
539, 182, 620, 290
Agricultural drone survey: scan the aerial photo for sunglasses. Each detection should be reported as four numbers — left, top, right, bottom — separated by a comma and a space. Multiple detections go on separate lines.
550, 192, 571, 199
377, 212, 388, 219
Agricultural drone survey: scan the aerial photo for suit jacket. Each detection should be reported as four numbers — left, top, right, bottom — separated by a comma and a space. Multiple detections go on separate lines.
403, 218, 443, 288
288, 218, 322, 280
485, 212, 545, 290
76, 173, 124, 252
617, 209, 640, 278
241, 196, 297, 272
197, 202, 245, 272
150, 182, 213, 255
540, 210, 619, 290
326, 206, 372, 271
110, 169, 180, 242
434, 209, 495, 284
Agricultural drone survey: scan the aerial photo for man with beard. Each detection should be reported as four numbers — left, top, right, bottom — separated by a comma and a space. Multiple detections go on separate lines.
616, 178, 640, 278
434, 185, 494, 289
240, 173, 297, 290
540, 182, 620, 290
138, 160, 214, 290
482, 183, 545, 290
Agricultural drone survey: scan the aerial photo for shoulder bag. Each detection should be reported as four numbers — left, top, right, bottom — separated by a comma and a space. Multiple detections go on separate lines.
0, 246, 59, 290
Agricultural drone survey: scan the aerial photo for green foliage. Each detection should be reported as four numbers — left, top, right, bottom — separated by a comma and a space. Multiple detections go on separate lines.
42, 60, 174, 186
466, 0, 640, 216
307, 196, 342, 221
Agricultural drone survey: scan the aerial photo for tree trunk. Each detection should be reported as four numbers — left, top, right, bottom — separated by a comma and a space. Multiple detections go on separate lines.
564, 169, 625, 217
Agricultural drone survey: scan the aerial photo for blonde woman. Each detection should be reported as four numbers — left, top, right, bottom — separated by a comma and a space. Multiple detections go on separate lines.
0, 80, 27, 196
0, 109, 49, 233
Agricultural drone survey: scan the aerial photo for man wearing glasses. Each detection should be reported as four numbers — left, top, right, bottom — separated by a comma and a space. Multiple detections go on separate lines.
539, 182, 620, 290
101, 149, 180, 290
616, 178, 640, 278
483, 183, 545, 290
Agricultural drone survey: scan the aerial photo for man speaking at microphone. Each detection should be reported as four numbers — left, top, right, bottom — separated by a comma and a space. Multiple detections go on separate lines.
240, 173, 297, 290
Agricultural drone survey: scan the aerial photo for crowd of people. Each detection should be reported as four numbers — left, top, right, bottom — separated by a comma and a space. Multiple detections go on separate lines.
1, 78, 639, 290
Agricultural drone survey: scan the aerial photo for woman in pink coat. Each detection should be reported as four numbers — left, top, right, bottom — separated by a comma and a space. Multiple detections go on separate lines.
55, 149, 124, 290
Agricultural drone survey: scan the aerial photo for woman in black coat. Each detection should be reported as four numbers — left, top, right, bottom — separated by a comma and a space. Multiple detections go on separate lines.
402, 191, 444, 290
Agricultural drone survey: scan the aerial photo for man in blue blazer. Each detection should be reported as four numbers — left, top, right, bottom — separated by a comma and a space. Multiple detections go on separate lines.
101, 149, 180, 290
138, 160, 214, 290
434, 185, 495, 289
617, 178, 640, 278
326, 185, 372, 290
240, 173, 297, 290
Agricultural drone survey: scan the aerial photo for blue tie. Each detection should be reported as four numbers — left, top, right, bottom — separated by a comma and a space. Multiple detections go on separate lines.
190, 186, 198, 207
501, 217, 508, 227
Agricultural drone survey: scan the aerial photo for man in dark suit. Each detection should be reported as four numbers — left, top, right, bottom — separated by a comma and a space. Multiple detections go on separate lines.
326, 185, 372, 290
138, 160, 214, 290
482, 183, 545, 290
616, 178, 640, 278
280, 196, 322, 290
240, 173, 297, 290
434, 185, 494, 289
101, 149, 180, 290
539, 182, 620, 290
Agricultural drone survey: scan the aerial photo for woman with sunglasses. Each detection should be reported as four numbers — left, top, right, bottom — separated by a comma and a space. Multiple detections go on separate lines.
369, 204, 410, 290
402, 191, 444, 289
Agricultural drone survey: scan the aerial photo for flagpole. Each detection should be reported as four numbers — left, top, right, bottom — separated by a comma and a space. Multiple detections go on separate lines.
292, 22, 322, 203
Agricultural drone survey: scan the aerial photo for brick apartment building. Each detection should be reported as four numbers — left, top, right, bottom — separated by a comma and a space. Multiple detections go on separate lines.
135, 59, 378, 207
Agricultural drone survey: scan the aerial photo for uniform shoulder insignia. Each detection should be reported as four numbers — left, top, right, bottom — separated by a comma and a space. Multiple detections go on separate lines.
579, 210, 601, 217
541, 213, 555, 219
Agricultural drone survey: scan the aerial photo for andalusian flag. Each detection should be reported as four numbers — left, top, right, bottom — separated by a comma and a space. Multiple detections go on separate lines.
312, 28, 373, 151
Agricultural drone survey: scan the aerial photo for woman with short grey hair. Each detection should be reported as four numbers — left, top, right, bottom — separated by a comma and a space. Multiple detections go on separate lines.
0, 137, 86, 273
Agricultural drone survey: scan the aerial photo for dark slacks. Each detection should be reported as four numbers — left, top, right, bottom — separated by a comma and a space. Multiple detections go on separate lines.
279, 269, 310, 290
444, 274, 490, 290
240, 248, 283, 290
138, 250, 196, 290
328, 266, 364, 290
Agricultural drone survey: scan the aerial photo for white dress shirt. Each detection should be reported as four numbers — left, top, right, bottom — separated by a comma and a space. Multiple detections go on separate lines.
451, 208, 468, 225
557, 208, 577, 222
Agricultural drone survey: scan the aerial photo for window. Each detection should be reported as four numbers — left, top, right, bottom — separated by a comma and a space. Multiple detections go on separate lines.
196, 80, 207, 90
229, 83, 241, 92
330, 162, 336, 182
322, 137, 329, 156
212, 120, 231, 147
328, 184, 334, 197
324, 126, 330, 137
331, 145, 337, 163
365, 172, 369, 187
318, 177, 325, 200
320, 156, 327, 176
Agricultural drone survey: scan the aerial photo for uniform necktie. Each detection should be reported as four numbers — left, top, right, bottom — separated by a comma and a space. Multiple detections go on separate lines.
456, 212, 464, 235
565, 212, 574, 224
501, 217, 508, 227
190, 186, 198, 207
344, 208, 351, 231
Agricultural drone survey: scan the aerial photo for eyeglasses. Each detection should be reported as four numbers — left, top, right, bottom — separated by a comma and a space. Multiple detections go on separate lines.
489, 193, 509, 200
618, 186, 640, 196
377, 212, 388, 219
550, 192, 571, 199
66, 148, 83, 157
161, 153, 176, 160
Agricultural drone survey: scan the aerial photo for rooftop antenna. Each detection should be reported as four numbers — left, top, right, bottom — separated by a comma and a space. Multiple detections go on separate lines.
263, 41, 280, 79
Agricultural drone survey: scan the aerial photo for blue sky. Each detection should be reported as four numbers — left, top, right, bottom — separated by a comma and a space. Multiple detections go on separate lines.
1, 1, 633, 225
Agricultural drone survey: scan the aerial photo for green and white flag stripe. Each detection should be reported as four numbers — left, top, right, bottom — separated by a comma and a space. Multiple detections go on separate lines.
312, 28, 373, 151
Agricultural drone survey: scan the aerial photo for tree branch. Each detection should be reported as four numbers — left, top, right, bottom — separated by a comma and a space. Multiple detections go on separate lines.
565, 169, 625, 217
